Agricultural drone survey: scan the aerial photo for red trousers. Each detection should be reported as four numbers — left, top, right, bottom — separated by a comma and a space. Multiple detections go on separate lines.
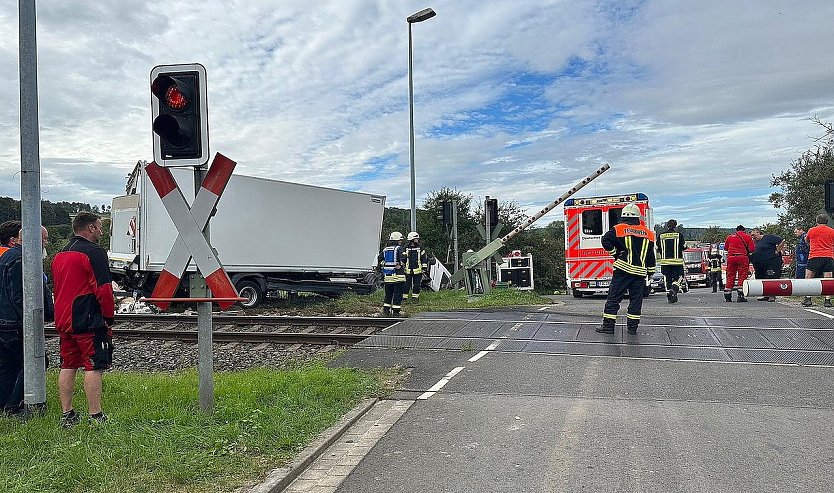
725, 255, 750, 291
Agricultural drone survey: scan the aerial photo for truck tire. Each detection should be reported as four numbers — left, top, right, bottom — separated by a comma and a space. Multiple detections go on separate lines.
572, 290, 583, 298
236, 280, 264, 309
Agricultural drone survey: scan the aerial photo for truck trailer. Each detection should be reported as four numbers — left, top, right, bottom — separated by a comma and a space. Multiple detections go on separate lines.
564, 193, 653, 297
109, 165, 386, 308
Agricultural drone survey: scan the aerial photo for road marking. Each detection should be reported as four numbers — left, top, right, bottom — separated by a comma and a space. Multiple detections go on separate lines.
468, 340, 501, 362
538, 306, 550, 311
418, 366, 465, 400
805, 308, 834, 319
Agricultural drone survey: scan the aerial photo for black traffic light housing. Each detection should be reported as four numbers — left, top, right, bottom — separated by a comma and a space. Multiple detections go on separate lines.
486, 198, 499, 226
826, 179, 834, 214
438, 201, 453, 225
150, 63, 209, 166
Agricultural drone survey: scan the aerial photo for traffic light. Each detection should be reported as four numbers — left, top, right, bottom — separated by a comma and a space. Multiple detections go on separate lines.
826, 179, 834, 213
150, 63, 209, 166
486, 198, 498, 225
438, 201, 453, 225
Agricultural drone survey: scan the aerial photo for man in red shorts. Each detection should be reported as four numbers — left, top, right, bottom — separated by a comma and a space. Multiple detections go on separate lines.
51, 212, 114, 427
802, 213, 834, 308
723, 225, 754, 302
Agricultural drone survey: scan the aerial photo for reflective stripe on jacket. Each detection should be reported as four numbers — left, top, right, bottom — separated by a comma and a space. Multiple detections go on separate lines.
657, 231, 684, 266
404, 245, 427, 274
602, 223, 657, 277
378, 245, 405, 283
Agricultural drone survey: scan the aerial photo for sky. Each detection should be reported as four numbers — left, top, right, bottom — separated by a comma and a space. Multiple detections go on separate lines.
1, 0, 833, 228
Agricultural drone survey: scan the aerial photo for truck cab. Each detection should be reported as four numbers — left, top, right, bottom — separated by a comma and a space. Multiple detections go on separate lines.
683, 246, 710, 287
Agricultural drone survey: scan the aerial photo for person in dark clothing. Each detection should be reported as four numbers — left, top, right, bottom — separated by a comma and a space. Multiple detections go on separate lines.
708, 249, 724, 293
377, 232, 406, 317
794, 227, 809, 280
597, 204, 656, 336
749, 229, 785, 302
0, 222, 53, 416
51, 213, 114, 427
403, 232, 428, 302
656, 219, 685, 303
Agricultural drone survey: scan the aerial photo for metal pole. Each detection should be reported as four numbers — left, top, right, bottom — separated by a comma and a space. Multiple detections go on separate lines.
484, 196, 491, 284
18, 0, 47, 413
408, 22, 417, 233
194, 167, 213, 413
452, 200, 459, 275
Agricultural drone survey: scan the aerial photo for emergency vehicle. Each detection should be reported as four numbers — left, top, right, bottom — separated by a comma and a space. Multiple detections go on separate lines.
564, 193, 653, 297
683, 246, 711, 287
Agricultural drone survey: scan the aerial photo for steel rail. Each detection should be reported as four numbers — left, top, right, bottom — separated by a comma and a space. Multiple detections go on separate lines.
44, 327, 368, 345
112, 314, 399, 327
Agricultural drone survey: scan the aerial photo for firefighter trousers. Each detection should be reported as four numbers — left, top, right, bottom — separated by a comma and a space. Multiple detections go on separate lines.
661, 265, 684, 292
602, 270, 645, 328
710, 272, 724, 291
405, 273, 422, 300
383, 282, 405, 314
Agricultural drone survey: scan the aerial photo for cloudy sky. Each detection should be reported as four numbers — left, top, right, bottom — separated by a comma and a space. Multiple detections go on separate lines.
1, 0, 832, 228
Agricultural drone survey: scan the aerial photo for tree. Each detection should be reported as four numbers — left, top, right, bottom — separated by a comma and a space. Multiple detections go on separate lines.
702, 226, 726, 245
769, 119, 834, 229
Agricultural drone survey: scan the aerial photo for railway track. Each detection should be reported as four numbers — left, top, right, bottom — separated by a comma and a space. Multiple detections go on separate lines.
43, 314, 400, 346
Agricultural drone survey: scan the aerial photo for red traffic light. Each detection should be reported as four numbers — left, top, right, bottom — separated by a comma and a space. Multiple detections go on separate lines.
151, 75, 190, 111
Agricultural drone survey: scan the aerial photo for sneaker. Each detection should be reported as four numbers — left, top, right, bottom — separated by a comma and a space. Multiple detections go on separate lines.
595, 325, 615, 334
767, 297, 776, 302
88, 412, 108, 425
737, 295, 748, 303
825, 300, 833, 308
60, 409, 80, 429
724, 293, 733, 303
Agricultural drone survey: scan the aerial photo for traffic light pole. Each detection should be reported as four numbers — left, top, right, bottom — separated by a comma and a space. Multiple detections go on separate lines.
194, 166, 214, 413
18, 0, 47, 415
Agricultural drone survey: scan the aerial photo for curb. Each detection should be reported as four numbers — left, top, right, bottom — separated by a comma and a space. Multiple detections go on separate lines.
247, 397, 379, 493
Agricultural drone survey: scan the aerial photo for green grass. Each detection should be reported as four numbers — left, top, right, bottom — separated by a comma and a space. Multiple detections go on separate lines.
0, 365, 388, 493
258, 288, 551, 316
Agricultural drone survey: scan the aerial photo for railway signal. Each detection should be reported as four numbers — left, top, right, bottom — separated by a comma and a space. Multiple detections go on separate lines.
150, 63, 209, 166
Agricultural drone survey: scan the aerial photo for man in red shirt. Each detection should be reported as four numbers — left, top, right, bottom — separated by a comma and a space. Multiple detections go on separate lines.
802, 213, 834, 307
51, 212, 114, 427
723, 225, 754, 302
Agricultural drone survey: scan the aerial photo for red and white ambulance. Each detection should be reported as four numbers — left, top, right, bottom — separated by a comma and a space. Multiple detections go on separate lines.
564, 193, 653, 297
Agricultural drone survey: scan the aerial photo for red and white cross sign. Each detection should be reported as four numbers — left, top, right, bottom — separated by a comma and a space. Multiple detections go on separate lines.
145, 153, 238, 310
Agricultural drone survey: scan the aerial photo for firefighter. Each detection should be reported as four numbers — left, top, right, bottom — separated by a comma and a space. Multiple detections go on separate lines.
723, 225, 753, 302
596, 203, 656, 335
403, 232, 428, 302
656, 219, 685, 303
377, 232, 406, 316
708, 249, 724, 293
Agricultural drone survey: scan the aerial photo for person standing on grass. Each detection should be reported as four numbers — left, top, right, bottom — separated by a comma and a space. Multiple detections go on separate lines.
802, 214, 834, 308
51, 213, 114, 427
0, 222, 53, 416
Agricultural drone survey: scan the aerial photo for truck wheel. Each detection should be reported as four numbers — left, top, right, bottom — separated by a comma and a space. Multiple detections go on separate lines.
572, 290, 583, 298
236, 280, 264, 309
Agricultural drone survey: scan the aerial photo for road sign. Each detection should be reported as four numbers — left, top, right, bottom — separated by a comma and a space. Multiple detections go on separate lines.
145, 153, 238, 310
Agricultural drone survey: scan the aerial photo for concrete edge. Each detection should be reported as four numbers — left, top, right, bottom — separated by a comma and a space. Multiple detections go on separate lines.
246, 397, 379, 493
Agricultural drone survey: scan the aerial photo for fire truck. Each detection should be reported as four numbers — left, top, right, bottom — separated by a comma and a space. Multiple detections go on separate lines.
564, 193, 653, 297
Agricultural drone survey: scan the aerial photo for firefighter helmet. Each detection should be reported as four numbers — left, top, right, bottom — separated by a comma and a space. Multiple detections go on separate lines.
621, 203, 641, 218
407, 232, 419, 241
389, 231, 403, 241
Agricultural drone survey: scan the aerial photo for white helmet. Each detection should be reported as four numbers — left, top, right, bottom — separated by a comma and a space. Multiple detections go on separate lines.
389, 231, 403, 241
621, 203, 641, 218
407, 231, 419, 241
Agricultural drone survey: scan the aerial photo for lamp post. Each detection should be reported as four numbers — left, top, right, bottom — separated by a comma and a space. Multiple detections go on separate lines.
407, 7, 436, 233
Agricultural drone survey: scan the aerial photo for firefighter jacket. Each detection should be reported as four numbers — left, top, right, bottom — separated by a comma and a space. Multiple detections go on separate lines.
708, 254, 723, 273
51, 236, 114, 335
602, 223, 657, 277
404, 242, 428, 275
377, 242, 406, 283
0, 244, 54, 329
657, 229, 684, 266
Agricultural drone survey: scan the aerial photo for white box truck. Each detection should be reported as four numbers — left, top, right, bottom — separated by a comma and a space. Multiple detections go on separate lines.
109, 165, 385, 307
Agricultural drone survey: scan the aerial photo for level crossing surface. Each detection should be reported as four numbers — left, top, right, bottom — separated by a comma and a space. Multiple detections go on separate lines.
323, 292, 834, 492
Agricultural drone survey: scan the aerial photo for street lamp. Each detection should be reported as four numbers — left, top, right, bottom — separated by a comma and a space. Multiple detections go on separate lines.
407, 7, 436, 233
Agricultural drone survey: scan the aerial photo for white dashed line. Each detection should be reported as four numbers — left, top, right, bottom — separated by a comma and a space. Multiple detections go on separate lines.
468, 340, 501, 362
805, 308, 834, 319
418, 366, 465, 400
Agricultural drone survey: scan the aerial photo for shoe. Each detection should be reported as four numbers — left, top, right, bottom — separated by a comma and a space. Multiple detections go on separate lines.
825, 300, 833, 308
61, 409, 80, 429
381, 307, 391, 317
595, 325, 615, 334
802, 298, 813, 307
627, 326, 638, 335
737, 295, 747, 303
767, 297, 776, 302
88, 412, 108, 425
757, 297, 769, 301
724, 293, 732, 302
712, 289, 717, 293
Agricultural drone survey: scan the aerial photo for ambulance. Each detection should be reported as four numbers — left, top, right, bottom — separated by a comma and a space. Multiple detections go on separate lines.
564, 193, 653, 297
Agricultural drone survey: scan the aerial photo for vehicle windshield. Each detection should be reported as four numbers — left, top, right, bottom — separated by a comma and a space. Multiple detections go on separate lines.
683, 251, 703, 263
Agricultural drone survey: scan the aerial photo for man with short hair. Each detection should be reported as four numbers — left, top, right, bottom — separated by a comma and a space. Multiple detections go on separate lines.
802, 214, 834, 308
749, 229, 785, 302
0, 222, 53, 415
51, 212, 114, 427
794, 226, 809, 279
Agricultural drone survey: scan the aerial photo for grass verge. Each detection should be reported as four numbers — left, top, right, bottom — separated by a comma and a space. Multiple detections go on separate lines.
254, 288, 551, 316
0, 365, 389, 493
